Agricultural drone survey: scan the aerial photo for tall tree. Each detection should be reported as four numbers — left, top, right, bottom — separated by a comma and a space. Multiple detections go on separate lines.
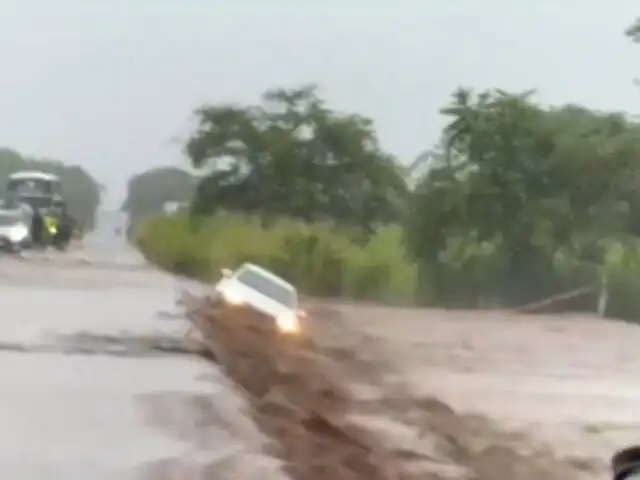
626, 17, 640, 42
626, 17, 640, 87
185, 85, 408, 229
406, 88, 640, 307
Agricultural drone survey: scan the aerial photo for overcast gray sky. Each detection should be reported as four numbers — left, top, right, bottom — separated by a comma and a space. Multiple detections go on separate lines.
0, 1, 638, 207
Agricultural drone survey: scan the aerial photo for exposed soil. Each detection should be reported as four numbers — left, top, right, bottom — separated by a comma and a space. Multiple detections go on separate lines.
186, 294, 604, 480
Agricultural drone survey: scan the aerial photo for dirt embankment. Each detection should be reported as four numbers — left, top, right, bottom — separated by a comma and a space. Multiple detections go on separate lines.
186, 296, 593, 480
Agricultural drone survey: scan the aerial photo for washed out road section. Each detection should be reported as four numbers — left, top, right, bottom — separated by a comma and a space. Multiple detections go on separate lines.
0, 232, 274, 479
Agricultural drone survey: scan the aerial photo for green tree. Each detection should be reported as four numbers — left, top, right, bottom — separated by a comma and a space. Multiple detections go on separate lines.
122, 166, 197, 224
626, 17, 640, 42
0, 148, 102, 228
406, 88, 640, 307
185, 84, 408, 230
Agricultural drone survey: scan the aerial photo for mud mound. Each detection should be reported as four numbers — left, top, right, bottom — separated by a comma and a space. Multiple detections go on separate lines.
187, 295, 587, 480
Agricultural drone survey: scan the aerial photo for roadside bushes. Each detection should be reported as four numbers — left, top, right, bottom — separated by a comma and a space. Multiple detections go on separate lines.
135, 213, 640, 319
135, 213, 418, 304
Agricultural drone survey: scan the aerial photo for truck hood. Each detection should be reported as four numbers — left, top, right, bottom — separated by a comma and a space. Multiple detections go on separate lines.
0, 222, 28, 240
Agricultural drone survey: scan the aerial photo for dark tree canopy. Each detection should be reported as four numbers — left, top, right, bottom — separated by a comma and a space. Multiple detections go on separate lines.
626, 17, 640, 42
0, 148, 102, 228
122, 166, 197, 223
405, 87, 640, 308
184, 84, 408, 230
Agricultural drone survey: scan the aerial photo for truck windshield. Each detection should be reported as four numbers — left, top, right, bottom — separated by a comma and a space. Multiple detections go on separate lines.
235, 268, 296, 307
20, 196, 53, 211
0, 212, 22, 226
7, 178, 56, 196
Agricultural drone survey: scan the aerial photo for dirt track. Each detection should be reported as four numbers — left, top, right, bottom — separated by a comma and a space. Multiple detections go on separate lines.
188, 295, 634, 479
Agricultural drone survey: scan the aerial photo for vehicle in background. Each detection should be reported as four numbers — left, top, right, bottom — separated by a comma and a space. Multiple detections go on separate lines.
0, 209, 31, 253
5, 171, 75, 250
213, 263, 305, 334
7, 171, 62, 208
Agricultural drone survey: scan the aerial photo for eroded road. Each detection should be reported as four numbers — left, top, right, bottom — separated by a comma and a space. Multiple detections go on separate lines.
0, 224, 261, 479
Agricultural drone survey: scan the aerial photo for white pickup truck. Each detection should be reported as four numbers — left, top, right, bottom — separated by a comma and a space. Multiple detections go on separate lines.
0, 208, 30, 252
213, 262, 305, 334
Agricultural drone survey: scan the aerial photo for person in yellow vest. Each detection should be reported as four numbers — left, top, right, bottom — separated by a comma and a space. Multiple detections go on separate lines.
43, 213, 58, 239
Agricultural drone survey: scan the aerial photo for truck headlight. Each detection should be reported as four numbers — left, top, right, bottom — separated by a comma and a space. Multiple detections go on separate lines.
276, 313, 300, 334
8, 223, 29, 242
221, 286, 244, 305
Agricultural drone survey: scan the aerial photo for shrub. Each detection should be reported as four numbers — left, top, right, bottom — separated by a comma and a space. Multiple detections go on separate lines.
135, 212, 640, 318
345, 225, 417, 303
135, 213, 417, 303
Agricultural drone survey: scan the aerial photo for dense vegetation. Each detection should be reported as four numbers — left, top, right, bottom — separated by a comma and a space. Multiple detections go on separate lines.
137, 213, 416, 303
0, 148, 102, 228
134, 21, 640, 319
184, 85, 407, 230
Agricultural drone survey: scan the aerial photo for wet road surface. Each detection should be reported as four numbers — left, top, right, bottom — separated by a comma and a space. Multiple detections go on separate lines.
0, 217, 268, 479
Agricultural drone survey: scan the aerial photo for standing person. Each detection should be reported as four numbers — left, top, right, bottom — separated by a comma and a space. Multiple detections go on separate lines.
43, 212, 57, 241
55, 201, 72, 247
31, 208, 44, 247
63, 204, 74, 242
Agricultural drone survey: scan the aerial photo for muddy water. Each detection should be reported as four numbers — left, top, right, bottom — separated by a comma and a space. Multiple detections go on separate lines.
0, 214, 269, 479
342, 305, 640, 476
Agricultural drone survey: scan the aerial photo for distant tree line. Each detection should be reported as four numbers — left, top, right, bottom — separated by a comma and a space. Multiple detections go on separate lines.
121, 166, 197, 225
